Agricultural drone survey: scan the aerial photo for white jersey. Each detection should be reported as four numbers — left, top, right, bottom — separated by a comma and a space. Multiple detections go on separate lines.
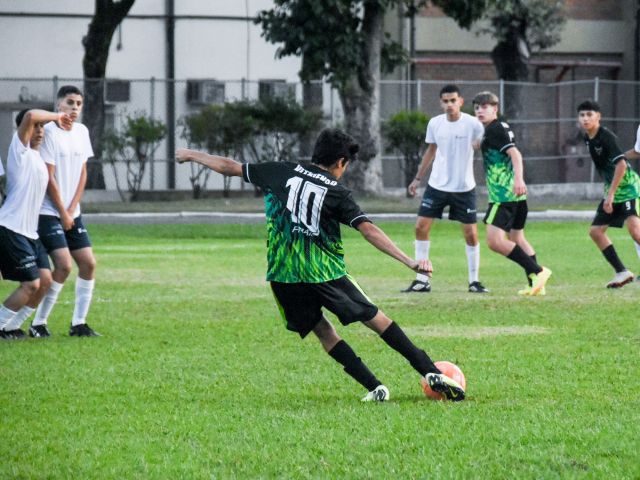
0, 153, 4, 176
634, 125, 640, 153
425, 112, 484, 192
39, 121, 93, 218
0, 133, 49, 239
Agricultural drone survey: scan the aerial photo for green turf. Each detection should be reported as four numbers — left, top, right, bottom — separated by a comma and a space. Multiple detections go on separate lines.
1, 222, 638, 479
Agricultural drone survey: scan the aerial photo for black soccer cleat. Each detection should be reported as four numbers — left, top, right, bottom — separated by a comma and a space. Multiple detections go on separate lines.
69, 323, 101, 337
468, 281, 489, 293
29, 324, 51, 338
0, 329, 15, 340
5, 329, 27, 339
425, 373, 466, 402
402, 279, 431, 293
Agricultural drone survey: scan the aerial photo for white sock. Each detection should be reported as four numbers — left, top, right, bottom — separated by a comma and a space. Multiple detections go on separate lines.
466, 243, 480, 283
5, 306, 35, 331
635, 242, 640, 261
0, 305, 18, 330
32, 281, 64, 326
72, 278, 95, 326
415, 240, 431, 282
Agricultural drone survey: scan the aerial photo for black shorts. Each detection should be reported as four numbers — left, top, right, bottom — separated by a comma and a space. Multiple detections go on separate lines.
0, 226, 50, 282
38, 214, 92, 253
418, 185, 477, 224
591, 198, 639, 228
270, 275, 379, 339
484, 200, 528, 232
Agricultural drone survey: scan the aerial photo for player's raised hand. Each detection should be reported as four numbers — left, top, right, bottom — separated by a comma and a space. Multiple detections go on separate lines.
176, 148, 194, 164
57, 113, 73, 131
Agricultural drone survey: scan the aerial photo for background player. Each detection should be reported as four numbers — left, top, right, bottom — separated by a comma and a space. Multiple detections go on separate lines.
405, 84, 487, 294
30, 85, 98, 337
176, 128, 466, 402
578, 100, 640, 288
472, 91, 551, 295
0, 109, 72, 338
623, 122, 640, 280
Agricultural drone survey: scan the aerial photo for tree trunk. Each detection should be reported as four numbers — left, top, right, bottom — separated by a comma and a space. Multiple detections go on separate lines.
490, 32, 529, 120
82, 0, 135, 189
299, 56, 323, 159
339, 1, 384, 193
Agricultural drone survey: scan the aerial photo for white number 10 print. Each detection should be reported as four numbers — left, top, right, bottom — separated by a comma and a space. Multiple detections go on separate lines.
286, 176, 328, 234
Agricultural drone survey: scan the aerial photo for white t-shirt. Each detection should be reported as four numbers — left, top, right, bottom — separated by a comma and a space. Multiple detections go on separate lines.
425, 112, 484, 192
0, 133, 49, 239
39, 121, 93, 218
634, 125, 640, 153
0, 154, 4, 176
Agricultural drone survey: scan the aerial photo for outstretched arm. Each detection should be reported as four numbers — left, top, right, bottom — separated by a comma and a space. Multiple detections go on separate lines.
357, 221, 432, 275
176, 148, 243, 177
17, 110, 71, 147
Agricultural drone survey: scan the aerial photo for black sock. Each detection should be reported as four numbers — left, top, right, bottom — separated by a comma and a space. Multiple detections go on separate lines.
602, 245, 626, 273
328, 340, 380, 391
380, 321, 439, 376
507, 245, 542, 276
527, 254, 538, 286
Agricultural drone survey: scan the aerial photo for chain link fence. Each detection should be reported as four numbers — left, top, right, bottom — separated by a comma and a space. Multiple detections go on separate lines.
1, 77, 638, 197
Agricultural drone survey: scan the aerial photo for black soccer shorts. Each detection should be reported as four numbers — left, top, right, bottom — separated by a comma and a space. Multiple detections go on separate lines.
270, 275, 379, 338
418, 185, 477, 224
38, 214, 92, 253
591, 198, 639, 228
483, 200, 528, 232
0, 226, 50, 282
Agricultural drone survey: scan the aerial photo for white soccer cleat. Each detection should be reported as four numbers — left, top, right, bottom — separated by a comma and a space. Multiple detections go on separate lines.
361, 385, 390, 402
606, 270, 634, 289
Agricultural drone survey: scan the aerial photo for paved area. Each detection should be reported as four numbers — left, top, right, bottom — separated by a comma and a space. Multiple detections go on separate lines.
84, 210, 594, 225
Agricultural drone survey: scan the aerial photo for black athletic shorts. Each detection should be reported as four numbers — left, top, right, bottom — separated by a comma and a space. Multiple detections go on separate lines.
270, 275, 379, 339
0, 226, 50, 282
418, 185, 477, 224
484, 200, 528, 232
38, 214, 92, 253
591, 198, 639, 228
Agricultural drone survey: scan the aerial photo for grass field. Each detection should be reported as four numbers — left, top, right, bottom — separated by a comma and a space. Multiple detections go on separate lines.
1, 221, 638, 479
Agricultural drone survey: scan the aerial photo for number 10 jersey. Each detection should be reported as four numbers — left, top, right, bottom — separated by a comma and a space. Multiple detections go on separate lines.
242, 161, 370, 283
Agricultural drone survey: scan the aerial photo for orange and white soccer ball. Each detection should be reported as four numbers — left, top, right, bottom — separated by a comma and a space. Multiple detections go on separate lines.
421, 361, 466, 401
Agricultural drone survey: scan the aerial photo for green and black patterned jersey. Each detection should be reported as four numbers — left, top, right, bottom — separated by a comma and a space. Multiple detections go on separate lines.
583, 127, 640, 202
242, 161, 370, 283
480, 119, 526, 203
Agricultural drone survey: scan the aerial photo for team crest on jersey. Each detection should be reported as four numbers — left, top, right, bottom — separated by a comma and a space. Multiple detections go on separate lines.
595, 146, 603, 155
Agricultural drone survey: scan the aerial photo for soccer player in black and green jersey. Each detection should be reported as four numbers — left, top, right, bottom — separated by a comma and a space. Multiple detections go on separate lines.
473, 91, 552, 296
578, 100, 640, 288
176, 128, 465, 402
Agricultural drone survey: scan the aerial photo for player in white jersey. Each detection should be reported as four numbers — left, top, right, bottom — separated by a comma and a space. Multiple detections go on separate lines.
0, 109, 72, 339
404, 84, 488, 294
622, 123, 640, 281
30, 86, 99, 338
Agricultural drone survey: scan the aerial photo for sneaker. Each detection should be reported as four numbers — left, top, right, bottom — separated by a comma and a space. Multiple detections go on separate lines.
29, 324, 51, 338
468, 281, 489, 293
606, 270, 634, 289
5, 329, 26, 339
69, 323, 101, 337
424, 373, 465, 402
402, 279, 431, 293
0, 330, 15, 340
361, 385, 390, 402
518, 285, 546, 296
530, 267, 552, 296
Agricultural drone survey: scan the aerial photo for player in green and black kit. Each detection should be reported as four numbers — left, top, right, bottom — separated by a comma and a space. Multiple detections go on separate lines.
578, 100, 640, 288
176, 128, 465, 402
473, 91, 552, 296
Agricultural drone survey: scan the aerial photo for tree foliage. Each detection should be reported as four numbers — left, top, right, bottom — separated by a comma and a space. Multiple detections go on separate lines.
103, 113, 166, 201
382, 110, 429, 192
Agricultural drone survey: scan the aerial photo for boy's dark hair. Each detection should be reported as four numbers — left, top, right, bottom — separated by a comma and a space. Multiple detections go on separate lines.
311, 128, 359, 167
57, 85, 83, 99
440, 84, 460, 97
15, 108, 29, 128
577, 99, 600, 113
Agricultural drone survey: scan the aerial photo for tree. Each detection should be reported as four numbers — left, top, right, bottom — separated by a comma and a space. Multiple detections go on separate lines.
477, 0, 566, 118
82, 0, 136, 189
382, 110, 429, 194
103, 113, 166, 201
257, 0, 488, 192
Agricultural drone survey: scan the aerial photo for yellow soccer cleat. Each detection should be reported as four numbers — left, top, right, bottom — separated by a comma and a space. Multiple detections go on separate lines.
530, 267, 552, 296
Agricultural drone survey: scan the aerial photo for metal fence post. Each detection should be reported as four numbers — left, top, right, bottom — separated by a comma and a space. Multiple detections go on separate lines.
499, 79, 505, 112
594, 76, 599, 102
53, 75, 58, 102
416, 79, 421, 111
150, 76, 156, 190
